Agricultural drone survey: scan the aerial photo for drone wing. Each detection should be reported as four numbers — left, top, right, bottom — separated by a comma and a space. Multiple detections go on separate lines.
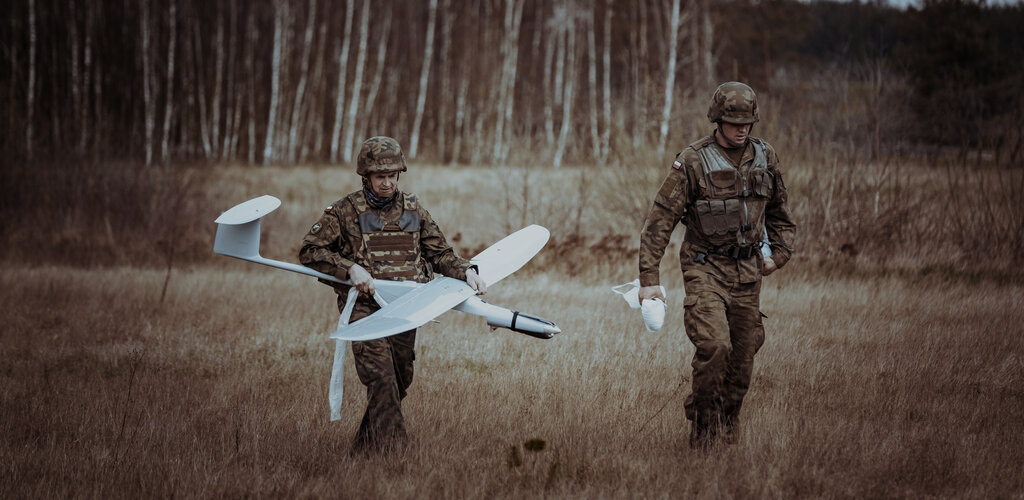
470, 224, 550, 286
330, 277, 477, 341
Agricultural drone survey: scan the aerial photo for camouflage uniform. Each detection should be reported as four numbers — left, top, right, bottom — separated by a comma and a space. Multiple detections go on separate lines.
639, 83, 796, 448
299, 137, 475, 452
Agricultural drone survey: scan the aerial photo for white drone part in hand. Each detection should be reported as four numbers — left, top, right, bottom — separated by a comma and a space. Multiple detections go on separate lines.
611, 279, 667, 333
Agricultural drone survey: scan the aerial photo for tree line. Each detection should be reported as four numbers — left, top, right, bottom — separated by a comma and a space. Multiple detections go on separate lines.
3, 0, 1022, 167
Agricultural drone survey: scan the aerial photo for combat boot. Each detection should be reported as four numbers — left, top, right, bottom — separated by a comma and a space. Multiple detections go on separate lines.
720, 411, 740, 445
688, 415, 718, 452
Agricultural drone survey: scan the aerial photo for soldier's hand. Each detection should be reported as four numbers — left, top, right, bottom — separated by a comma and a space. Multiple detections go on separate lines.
466, 268, 487, 295
639, 285, 665, 302
761, 256, 777, 276
348, 264, 375, 295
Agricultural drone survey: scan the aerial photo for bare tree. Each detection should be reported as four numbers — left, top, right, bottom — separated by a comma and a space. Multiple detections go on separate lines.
329, 0, 354, 163
633, 0, 649, 149
70, 0, 82, 156
586, 7, 600, 161
341, 0, 369, 163
308, 9, 330, 159
542, 2, 556, 146
212, 3, 226, 160
191, 13, 212, 159
700, 0, 714, 88
494, 0, 525, 165
601, 0, 612, 163
288, 0, 317, 162
357, 11, 392, 148
160, 0, 177, 165
452, 52, 470, 165
81, 0, 94, 156
437, 0, 454, 163
263, 0, 285, 165
410, 0, 438, 159
141, 0, 153, 165
657, 0, 682, 156
553, 2, 577, 168
222, 0, 239, 161
246, 6, 256, 164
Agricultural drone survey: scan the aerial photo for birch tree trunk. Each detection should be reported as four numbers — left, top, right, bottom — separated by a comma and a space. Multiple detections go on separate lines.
437, 0, 453, 163
222, 0, 238, 161
358, 11, 392, 147
341, 0, 369, 163
601, 0, 612, 162
409, 0, 437, 159
81, 0, 94, 156
586, 8, 600, 161
452, 59, 469, 165
633, 0, 648, 149
212, 4, 225, 160
141, 0, 153, 165
246, 6, 256, 164
330, 0, 354, 163
70, 0, 82, 156
308, 12, 329, 160
288, 0, 317, 163
49, 40, 62, 148
553, 3, 576, 169
701, 1, 714, 88
542, 6, 556, 146
27, 0, 37, 161
160, 0, 176, 165
192, 20, 212, 160
263, 0, 285, 165
494, 0, 524, 165
657, 0, 681, 156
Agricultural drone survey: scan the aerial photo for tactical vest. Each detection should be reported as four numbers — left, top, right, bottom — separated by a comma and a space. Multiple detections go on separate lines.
687, 138, 774, 251
349, 191, 423, 282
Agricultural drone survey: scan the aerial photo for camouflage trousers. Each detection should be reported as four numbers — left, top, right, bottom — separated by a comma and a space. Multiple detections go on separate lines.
350, 324, 416, 453
681, 268, 765, 427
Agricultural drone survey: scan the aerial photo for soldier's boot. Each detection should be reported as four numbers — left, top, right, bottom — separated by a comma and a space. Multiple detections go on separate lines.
720, 410, 740, 445
688, 415, 719, 452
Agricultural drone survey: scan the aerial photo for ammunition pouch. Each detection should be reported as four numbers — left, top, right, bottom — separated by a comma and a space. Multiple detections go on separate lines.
712, 242, 763, 260
691, 240, 763, 262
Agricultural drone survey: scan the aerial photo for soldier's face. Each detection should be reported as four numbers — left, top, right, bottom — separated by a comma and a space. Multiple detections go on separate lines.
368, 172, 399, 197
719, 122, 752, 145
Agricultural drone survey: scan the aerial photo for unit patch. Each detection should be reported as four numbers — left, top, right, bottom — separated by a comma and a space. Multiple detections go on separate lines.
310, 222, 322, 234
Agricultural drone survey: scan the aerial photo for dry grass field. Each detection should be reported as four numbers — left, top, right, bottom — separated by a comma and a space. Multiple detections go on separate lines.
3, 162, 1023, 498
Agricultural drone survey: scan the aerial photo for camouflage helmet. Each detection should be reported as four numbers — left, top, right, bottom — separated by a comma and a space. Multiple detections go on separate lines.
356, 136, 408, 176
707, 81, 759, 125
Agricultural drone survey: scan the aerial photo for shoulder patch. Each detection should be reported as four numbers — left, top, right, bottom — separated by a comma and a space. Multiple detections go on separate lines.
324, 205, 333, 214
672, 159, 683, 170
310, 222, 322, 234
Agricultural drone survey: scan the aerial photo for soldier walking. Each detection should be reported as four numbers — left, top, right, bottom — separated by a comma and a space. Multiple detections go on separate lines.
300, 136, 486, 453
637, 82, 797, 450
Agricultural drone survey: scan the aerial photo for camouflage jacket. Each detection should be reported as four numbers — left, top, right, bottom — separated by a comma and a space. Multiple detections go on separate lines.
299, 190, 474, 311
639, 133, 796, 287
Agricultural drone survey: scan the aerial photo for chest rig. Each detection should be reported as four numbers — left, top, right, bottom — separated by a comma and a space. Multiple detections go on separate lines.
687, 138, 774, 256
350, 192, 423, 281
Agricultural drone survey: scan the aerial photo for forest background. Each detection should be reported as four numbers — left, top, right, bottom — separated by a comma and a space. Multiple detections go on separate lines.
2, 0, 1023, 497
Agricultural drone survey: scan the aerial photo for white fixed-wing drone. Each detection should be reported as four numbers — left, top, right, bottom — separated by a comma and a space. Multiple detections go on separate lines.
213, 195, 561, 341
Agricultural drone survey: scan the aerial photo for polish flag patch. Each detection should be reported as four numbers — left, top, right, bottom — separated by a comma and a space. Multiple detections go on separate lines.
672, 160, 683, 170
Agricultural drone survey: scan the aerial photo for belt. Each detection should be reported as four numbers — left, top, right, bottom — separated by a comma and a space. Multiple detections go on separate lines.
693, 242, 762, 263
